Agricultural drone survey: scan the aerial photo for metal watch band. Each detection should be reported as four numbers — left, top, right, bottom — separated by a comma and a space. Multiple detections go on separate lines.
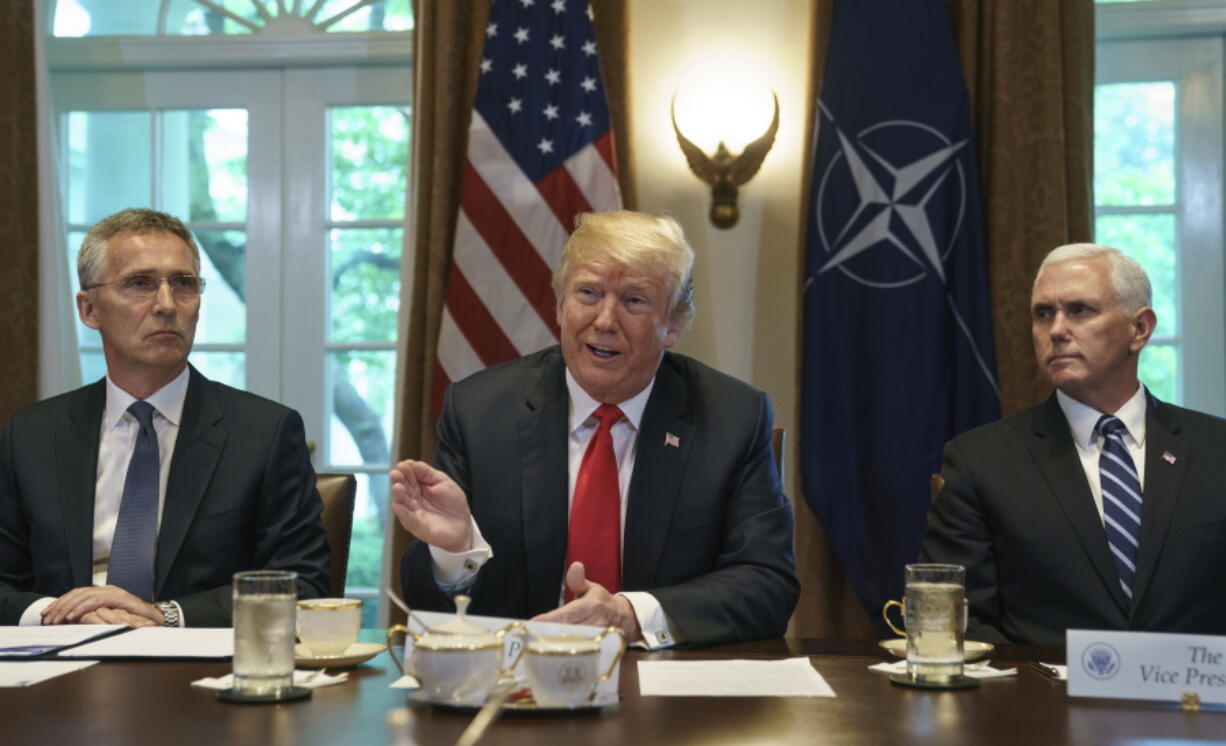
155, 601, 179, 627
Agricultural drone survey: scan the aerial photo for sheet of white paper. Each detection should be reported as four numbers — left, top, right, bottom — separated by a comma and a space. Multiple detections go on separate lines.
0, 660, 98, 687
0, 625, 124, 656
57, 627, 233, 658
637, 657, 836, 697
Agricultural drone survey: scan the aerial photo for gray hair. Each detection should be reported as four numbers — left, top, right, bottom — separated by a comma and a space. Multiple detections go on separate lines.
1034, 243, 1152, 315
553, 210, 696, 328
78, 208, 200, 289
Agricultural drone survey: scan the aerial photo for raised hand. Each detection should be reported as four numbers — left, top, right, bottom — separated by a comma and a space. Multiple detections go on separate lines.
389, 459, 473, 553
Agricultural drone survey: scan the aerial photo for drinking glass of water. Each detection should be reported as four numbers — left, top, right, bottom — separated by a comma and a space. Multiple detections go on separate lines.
232, 570, 298, 696
883, 563, 974, 689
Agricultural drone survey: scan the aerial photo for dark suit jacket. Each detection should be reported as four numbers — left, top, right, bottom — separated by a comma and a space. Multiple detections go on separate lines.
0, 366, 331, 626
401, 347, 798, 647
921, 392, 1226, 645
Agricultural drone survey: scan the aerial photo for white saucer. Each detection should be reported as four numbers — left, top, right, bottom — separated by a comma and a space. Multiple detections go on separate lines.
878, 638, 994, 662
407, 688, 619, 712
295, 641, 385, 669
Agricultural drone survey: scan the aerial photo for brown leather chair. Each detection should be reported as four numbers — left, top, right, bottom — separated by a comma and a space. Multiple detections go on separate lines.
315, 473, 357, 598
930, 474, 945, 501
771, 427, 785, 481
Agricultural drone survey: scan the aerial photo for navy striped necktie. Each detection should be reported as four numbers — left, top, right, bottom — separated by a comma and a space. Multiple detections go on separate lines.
106, 400, 159, 602
1095, 414, 1142, 604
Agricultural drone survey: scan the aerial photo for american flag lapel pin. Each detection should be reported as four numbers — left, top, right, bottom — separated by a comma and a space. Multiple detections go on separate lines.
1162, 451, 1177, 465
665, 433, 680, 448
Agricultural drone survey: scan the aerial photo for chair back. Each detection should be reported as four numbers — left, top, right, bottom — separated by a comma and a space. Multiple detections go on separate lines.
316, 473, 357, 598
771, 427, 785, 481
930, 474, 946, 501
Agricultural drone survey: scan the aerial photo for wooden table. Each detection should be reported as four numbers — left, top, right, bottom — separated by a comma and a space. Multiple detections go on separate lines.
5, 638, 1225, 745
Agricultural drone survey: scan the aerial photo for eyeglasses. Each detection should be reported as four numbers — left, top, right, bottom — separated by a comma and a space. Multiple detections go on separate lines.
84, 273, 206, 300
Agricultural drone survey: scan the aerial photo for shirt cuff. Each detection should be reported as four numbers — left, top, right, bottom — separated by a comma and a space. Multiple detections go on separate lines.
429, 518, 493, 589
621, 591, 685, 649
19, 597, 55, 626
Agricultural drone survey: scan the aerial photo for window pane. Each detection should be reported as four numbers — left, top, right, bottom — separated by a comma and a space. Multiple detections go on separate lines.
1094, 213, 1177, 334
164, 0, 260, 35
1095, 82, 1175, 206
193, 230, 247, 344
66, 112, 151, 225
188, 350, 245, 389
329, 106, 409, 221
1139, 344, 1177, 403
328, 351, 395, 467
53, 0, 159, 37
161, 110, 248, 223
346, 473, 389, 595
329, 228, 402, 344
320, 0, 414, 32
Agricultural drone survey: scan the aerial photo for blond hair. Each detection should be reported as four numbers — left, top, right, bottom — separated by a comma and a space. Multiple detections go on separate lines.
552, 211, 695, 326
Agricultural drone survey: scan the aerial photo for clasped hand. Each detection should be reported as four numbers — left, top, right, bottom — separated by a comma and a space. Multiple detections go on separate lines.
41, 586, 163, 627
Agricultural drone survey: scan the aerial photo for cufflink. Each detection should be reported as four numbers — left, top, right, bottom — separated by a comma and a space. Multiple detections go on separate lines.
464, 560, 477, 572
656, 631, 670, 644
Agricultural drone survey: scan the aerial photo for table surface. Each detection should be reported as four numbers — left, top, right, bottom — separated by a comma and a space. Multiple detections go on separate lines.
6, 637, 1225, 746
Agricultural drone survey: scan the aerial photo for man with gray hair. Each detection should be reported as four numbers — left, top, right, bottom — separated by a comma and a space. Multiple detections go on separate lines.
922, 243, 1226, 644
392, 211, 798, 648
0, 208, 330, 627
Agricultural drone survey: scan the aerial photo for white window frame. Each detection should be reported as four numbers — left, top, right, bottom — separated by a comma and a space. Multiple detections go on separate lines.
1097, 1, 1226, 416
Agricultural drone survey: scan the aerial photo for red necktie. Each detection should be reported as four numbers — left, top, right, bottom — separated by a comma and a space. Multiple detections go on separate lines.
565, 404, 623, 601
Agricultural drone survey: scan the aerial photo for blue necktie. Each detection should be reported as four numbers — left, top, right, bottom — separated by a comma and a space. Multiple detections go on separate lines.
1095, 414, 1142, 603
106, 401, 159, 602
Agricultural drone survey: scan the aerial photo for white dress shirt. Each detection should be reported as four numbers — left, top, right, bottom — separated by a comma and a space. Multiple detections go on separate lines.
429, 371, 684, 648
19, 368, 190, 626
1057, 385, 1148, 523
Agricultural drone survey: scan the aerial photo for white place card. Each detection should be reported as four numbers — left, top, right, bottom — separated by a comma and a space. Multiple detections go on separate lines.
1067, 629, 1226, 704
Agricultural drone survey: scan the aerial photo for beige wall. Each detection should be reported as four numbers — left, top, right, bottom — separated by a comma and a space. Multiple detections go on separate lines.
627, 0, 815, 493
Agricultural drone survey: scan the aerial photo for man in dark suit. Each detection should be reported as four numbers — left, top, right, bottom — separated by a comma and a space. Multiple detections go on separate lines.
922, 243, 1226, 645
0, 208, 329, 627
393, 211, 797, 648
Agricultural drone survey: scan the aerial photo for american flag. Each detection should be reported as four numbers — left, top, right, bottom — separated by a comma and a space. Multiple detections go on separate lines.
433, 0, 622, 413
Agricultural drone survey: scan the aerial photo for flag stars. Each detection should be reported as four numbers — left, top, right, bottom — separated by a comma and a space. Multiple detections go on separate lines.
519, 0, 535, 6
550, 34, 566, 50
576, 111, 592, 126
551, 0, 566, 12
512, 63, 528, 79
543, 104, 559, 120
582, 40, 596, 56
480, 58, 492, 74
514, 27, 530, 43
580, 76, 597, 92
486, 22, 497, 37
508, 98, 523, 114
537, 138, 555, 154
544, 68, 561, 85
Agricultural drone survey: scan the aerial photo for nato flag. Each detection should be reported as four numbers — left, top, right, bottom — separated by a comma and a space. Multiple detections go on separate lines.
801, 0, 1000, 631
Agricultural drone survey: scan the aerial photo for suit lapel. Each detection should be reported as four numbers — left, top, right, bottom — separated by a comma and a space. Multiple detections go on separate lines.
1129, 396, 1189, 611
518, 357, 570, 614
1029, 395, 1130, 616
622, 357, 693, 589
55, 381, 106, 588
156, 367, 226, 595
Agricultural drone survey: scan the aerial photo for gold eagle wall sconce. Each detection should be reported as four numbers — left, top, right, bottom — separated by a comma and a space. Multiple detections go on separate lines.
671, 90, 780, 229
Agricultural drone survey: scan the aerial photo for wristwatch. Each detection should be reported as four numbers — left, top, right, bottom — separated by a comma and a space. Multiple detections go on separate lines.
155, 601, 180, 628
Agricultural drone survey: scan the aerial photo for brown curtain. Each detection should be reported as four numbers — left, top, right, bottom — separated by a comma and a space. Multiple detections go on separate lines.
0, 0, 40, 424
790, 0, 1094, 639
389, 1, 633, 620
